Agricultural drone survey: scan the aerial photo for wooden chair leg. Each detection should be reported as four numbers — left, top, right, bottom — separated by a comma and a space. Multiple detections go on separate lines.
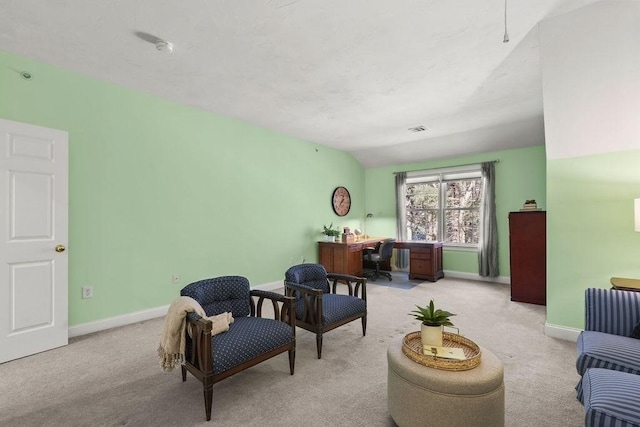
288, 348, 295, 375
362, 316, 367, 336
316, 333, 323, 359
203, 378, 213, 421
181, 365, 187, 382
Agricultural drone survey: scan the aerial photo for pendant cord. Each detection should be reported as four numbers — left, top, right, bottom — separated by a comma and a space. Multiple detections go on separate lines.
503, 0, 510, 43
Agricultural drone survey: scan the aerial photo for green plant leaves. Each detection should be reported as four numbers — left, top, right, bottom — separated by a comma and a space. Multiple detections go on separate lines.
408, 299, 456, 327
322, 222, 341, 237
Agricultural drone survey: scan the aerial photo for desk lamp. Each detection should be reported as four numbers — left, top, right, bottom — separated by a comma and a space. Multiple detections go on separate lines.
364, 213, 374, 238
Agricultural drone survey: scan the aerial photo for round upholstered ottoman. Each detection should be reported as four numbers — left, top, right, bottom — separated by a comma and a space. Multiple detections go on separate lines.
387, 336, 504, 427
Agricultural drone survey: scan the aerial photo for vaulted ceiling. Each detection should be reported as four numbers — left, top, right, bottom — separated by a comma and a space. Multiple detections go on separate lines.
0, 0, 598, 167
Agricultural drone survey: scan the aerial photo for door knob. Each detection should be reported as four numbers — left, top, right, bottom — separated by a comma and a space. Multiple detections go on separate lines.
55, 244, 66, 253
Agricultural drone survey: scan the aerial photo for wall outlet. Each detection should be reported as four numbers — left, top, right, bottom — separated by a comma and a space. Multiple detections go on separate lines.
172, 274, 180, 284
82, 286, 93, 299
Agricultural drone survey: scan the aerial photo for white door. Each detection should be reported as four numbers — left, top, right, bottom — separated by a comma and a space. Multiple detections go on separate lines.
0, 119, 68, 363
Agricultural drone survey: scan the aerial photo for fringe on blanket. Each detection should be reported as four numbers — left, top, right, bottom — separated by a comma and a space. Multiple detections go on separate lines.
156, 294, 235, 372
157, 345, 183, 372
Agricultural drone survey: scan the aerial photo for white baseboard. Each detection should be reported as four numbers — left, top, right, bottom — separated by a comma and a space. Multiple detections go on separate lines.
544, 322, 582, 342
255, 280, 283, 291
68, 305, 170, 338
68, 280, 286, 338
443, 270, 510, 285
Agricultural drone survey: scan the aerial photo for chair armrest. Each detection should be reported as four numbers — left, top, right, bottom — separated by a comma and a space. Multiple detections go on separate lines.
327, 273, 367, 301
250, 290, 296, 328
585, 288, 640, 336
284, 281, 323, 325
184, 312, 213, 375
284, 281, 323, 296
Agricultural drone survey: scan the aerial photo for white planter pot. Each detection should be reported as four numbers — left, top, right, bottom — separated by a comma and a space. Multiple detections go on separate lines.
420, 324, 443, 347
325, 235, 336, 242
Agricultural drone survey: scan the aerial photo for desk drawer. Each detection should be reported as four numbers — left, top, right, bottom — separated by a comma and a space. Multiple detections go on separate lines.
348, 244, 363, 253
411, 251, 432, 260
411, 259, 433, 275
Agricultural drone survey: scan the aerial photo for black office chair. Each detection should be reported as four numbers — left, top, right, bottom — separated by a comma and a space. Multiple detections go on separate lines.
363, 239, 396, 281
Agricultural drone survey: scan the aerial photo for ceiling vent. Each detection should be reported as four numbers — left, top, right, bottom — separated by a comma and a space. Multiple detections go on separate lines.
408, 126, 427, 133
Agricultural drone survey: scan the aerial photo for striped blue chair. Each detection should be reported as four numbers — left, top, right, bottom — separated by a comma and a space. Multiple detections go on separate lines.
284, 263, 367, 359
180, 276, 296, 421
576, 288, 640, 402
583, 368, 640, 427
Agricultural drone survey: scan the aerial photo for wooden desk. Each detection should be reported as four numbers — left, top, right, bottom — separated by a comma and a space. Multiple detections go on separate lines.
395, 241, 444, 282
318, 238, 383, 277
318, 239, 444, 281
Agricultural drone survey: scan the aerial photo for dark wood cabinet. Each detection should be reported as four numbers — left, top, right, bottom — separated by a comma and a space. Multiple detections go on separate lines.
508, 211, 546, 305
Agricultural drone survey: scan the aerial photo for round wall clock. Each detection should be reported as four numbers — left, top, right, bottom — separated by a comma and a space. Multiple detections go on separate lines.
332, 186, 351, 216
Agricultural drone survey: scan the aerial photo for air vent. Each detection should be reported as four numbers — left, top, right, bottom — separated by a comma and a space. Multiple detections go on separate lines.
408, 126, 427, 133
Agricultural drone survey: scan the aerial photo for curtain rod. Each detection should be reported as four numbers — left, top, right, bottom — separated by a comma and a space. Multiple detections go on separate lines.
392, 160, 499, 174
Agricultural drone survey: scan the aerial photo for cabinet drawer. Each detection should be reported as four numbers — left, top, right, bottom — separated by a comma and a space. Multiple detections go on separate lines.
411, 259, 433, 275
348, 244, 363, 253
411, 251, 432, 260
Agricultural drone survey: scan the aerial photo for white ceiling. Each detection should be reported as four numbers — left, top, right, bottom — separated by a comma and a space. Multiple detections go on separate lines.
0, 0, 598, 167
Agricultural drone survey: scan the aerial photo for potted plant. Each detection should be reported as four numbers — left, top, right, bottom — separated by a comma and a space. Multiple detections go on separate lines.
409, 299, 456, 347
322, 223, 341, 242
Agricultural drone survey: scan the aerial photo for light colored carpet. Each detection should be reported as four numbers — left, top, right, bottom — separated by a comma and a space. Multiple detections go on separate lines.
0, 274, 584, 426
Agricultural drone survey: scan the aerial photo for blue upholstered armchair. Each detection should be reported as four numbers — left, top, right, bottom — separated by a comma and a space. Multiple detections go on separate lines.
577, 288, 640, 426
284, 263, 367, 359
180, 276, 296, 421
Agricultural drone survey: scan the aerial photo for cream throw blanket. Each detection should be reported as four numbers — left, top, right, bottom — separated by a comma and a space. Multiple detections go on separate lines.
157, 296, 235, 372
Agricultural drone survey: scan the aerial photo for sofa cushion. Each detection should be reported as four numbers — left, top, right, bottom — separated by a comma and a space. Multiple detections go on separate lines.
576, 331, 640, 401
583, 368, 640, 427
577, 331, 640, 376
585, 288, 640, 337
211, 317, 293, 375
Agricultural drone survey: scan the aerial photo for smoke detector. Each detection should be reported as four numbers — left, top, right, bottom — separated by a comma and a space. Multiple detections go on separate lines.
155, 40, 174, 53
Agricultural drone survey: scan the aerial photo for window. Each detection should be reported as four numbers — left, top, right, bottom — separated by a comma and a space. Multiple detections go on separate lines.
405, 167, 482, 247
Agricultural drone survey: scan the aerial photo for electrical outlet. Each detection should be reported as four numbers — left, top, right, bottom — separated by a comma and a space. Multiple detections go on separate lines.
82, 286, 93, 299
172, 274, 180, 284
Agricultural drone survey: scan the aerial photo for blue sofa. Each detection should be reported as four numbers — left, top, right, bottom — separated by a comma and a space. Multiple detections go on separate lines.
576, 288, 640, 426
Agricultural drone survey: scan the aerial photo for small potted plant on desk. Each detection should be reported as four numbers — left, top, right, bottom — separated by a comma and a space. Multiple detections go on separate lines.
322, 223, 341, 242
410, 299, 456, 347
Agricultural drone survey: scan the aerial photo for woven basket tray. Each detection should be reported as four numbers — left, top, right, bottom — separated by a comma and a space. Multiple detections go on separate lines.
402, 331, 482, 371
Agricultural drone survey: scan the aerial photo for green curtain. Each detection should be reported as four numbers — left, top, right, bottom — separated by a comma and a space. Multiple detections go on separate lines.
395, 172, 409, 269
478, 162, 499, 277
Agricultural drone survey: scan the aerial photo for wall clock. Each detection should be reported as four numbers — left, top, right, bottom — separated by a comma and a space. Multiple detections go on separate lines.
332, 186, 351, 216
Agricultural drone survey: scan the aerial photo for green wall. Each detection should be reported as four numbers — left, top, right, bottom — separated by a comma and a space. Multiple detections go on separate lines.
364, 145, 547, 277
0, 51, 365, 326
547, 149, 640, 329
0, 49, 552, 330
